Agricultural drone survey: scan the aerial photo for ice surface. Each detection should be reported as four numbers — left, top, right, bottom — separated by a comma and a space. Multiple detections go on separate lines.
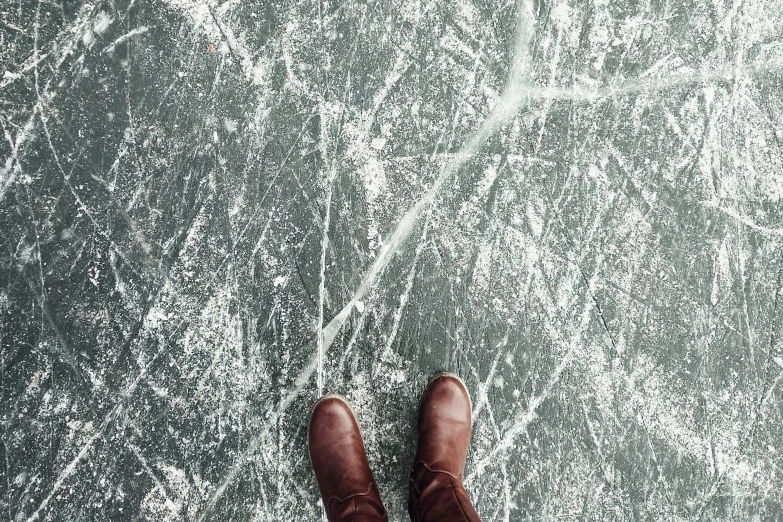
1, 0, 782, 520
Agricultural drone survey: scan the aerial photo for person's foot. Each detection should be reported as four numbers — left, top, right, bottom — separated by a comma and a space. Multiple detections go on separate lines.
408, 373, 482, 522
308, 395, 387, 522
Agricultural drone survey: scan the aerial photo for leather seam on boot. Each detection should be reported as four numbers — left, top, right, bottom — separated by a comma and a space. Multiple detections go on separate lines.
326, 481, 380, 505
411, 460, 463, 481
409, 475, 422, 496
328, 487, 388, 522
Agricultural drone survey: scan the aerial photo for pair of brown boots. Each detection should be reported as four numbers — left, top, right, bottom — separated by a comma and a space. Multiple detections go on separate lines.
308, 373, 482, 522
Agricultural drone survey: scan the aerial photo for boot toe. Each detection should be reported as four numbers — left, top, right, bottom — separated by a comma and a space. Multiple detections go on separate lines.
308, 395, 358, 445
419, 373, 472, 427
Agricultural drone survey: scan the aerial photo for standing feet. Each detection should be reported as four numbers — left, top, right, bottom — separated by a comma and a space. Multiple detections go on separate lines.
307, 373, 481, 522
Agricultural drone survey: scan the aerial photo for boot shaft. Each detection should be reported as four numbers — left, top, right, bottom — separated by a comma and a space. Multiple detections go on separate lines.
326, 483, 388, 522
408, 462, 482, 522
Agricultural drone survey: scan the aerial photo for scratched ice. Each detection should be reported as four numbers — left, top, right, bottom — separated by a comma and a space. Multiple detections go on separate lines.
1, 0, 782, 520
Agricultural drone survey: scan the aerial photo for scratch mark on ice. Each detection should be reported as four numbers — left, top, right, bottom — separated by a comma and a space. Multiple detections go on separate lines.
316, 0, 537, 354
157, 0, 267, 85
317, 173, 335, 397
0, 2, 101, 203
23, 338, 174, 521
701, 201, 783, 236
373, 216, 430, 375
197, 353, 319, 521
101, 26, 150, 54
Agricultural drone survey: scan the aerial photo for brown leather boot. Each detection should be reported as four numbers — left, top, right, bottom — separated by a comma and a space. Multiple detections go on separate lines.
308, 394, 388, 522
408, 373, 482, 522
